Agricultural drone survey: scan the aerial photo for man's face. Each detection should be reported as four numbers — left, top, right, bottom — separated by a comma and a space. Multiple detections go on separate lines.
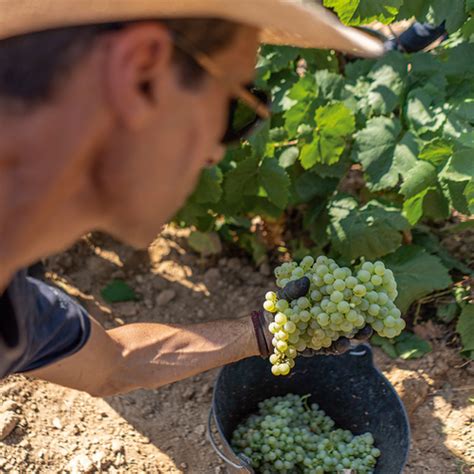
97, 25, 260, 247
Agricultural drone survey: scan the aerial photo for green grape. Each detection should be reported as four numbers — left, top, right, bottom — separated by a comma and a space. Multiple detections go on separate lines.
323, 273, 335, 285
263, 300, 276, 312
277, 341, 288, 352
269, 322, 280, 334
371, 275, 383, 286
333, 279, 346, 291
300, 310, 311, 322
368, 304, 380, 316
337, 301, 350, 314
297, 297, 310, 309
333, 268, 346, 280
353, 284, 367, 297
310, 290, 322, 302
269, 353, 279, 365
345, 276, 358, 289
277, 330, 288, 341
276, 299, 289, 312
357, 270, 371, 283
275, 312, 287, 325
326, 301, 337, 313
330, 291, 344, 303
377, 292, 389, 306
317, 313, 330, 326
384, 315, 396, 328
367, 291, 379, 303
284, 321, 297, 333
361, 261, 374, 273
316, 265, 329, 276
383, 327, 398, 338
265, 291, 277, 301
374, 262, 385, 276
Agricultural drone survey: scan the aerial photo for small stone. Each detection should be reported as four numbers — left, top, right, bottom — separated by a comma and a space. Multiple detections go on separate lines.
227, 257, 242, 270
204, 268, 220, 283
0, 400, 19, 413
194, 424, 205, 436
259, 262, 271, 276
218, 258, 228, 267
0, 458, 6, 468
111, 439, 124, 453
52, 417, 62, 429
0, 411, 19, 440
92, 450, 106, 463
180, 462, 188, 470
68, 454, 93, 473
156, 289, 176, 306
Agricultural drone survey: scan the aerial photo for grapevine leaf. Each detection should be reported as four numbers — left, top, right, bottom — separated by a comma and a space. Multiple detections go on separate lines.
294, 173, 339, 202
403, 187, 436, 225
101, 280, 138, 304
192, 167, 223, 204
284, 101, 316, 137
366, 52, 407, 115
464, 181, 474, 214
400, 160, 438, 198
437, 303, 459, 323
370, 334, 398, 358
353, 117, 419, 191
188, 231, 222, 256
314, 70, 344, 101
329, 197, 409, 261
383, 245, 452, 313
248, 120, 270, 158
418, 139, 453, 166
422, 186, 451, 221
259, 158, 290, 209
456, 305, 474, 359
412, 229, 472, 274
300, 102, 355, 169
426, 0, 467, 33
223, 155, 260, 209
323, 0, 403, 25
405, 86, 446, 135
394, 332, 432, 360
439, 150, 474, 213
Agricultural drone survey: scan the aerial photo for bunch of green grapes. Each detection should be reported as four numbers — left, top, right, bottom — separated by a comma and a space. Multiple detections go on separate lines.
232, 393, 380, 473
263, 255, 405, 376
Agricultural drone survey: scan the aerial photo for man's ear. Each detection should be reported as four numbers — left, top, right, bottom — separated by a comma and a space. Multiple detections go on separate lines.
103, 23, 173, 129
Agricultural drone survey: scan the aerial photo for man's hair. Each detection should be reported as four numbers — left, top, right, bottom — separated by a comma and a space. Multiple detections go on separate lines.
0, 18, 239, 105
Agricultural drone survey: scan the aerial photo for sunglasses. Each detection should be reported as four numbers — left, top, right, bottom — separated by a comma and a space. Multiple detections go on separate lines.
172, 32, 272, 145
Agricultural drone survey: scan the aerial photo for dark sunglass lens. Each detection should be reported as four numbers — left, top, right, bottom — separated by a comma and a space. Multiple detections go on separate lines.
221, 88, 270, 145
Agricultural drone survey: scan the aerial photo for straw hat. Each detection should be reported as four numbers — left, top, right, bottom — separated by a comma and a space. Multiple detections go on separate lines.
0, 0, 383, 57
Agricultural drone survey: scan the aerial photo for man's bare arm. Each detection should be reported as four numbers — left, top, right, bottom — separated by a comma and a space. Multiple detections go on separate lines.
25, 316, 260, 397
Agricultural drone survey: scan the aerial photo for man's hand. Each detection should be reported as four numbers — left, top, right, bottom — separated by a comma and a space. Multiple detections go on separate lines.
260, 277, 373, 357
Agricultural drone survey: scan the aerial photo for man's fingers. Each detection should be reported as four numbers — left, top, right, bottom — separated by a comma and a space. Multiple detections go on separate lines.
277, 277, 310, 302
353, 325, 373, 341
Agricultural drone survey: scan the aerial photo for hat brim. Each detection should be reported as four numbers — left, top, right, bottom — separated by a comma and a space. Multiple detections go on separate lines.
0, 0, 383, 57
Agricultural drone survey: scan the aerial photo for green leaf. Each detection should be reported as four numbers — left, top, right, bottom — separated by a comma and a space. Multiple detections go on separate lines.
383, 245, 452, 313
403, 186, 436, 225
439, 150, 474, 213
224, 155, 260, 209
329, 198, 409, 261
101, 280, 138, 304
192, 167, 223, 204
456, 305, 474, 358
400, 160, 438, 198
405, 87, 446, 135
188, 231, 222, 256
294, 173, 339, 202
418, 139, 453, 166
323, 0, 403, 25
259, 158, 290, 208
464, 181, 474, 214
278, 146, 300, 168
366, 52, 407, 115
371, 334, 398, 358
314, 70, 345, 101
353, 118, 419, 191
395, 331, 432, 360
300, 102, 355, 169
436, 303, 459, 323
426, 0, 467, 33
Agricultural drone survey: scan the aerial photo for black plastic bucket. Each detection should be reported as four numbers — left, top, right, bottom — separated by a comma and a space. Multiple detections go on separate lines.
208, 344, 410, 473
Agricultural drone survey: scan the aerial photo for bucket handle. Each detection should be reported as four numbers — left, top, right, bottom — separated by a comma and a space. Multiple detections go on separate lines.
207, 407, 249, 470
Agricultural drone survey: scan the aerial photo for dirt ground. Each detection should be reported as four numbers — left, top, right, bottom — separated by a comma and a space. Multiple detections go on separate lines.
0, 227, 473, 473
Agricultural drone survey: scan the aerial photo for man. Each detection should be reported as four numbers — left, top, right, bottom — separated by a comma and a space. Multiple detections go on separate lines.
0, 1, 382, 397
